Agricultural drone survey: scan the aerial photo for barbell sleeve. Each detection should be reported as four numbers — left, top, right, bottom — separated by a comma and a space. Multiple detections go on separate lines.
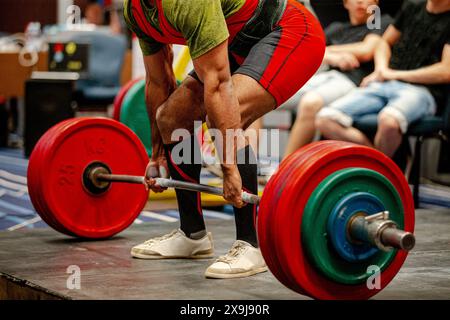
349, 212, 415, 252
97, 173, 145, 184
380, 227, 416, 252
95, 173, 261, 205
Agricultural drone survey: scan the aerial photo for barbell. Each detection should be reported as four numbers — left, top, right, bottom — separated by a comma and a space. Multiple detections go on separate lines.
87, 164, 414, 252
27, 117, 416, 299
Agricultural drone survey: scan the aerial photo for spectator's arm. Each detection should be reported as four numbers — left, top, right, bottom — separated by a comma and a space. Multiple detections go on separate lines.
143, 45, 177, 158
360, 26, 402, 87
326, 34, 382, 63
386, 44, 450, 85
373, 25, 402, 71
109, 9, 122, 34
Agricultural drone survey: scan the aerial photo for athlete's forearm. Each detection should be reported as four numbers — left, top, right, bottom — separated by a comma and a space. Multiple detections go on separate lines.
145, 80, 177, 159
203, 75, 241, 172
143, 46, 177, 159
192, 41, 242, 172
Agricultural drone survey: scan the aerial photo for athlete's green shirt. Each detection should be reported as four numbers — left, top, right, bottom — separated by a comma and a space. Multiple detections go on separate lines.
123, 0, 246, 59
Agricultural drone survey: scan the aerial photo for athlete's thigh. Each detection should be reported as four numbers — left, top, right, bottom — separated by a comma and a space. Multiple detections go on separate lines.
188, 70, 275, 131
231, 73, 277, 130
231, 0, 325, 127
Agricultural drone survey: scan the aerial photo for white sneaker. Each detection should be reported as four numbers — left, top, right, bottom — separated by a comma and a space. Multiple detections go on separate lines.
204, 240, 268, 279
131, 229, 214, 259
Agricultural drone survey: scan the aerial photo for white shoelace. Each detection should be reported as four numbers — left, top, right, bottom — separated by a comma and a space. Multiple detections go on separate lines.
216, 241, 247, 264
143, 230, 179, 245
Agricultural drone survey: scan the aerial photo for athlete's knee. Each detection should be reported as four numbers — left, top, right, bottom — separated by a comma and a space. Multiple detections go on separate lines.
239, 114, 254, 131
156, 102, 179, 138
238, 100, 258, 130
155, 103, 168, 128
238, 97, 275, 130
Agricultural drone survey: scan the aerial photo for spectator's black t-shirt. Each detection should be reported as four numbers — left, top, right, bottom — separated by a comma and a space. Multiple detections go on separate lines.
390, 1, 450, 110
325, 14, 393, 85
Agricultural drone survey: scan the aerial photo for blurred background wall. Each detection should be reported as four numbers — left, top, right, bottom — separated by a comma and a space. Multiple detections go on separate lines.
0, 0, 58, 34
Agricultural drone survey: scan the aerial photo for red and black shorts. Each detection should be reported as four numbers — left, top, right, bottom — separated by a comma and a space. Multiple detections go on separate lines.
190, 0, 326, 106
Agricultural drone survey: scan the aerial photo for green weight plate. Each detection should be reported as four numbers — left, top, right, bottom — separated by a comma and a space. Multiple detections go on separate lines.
120, 79, 152, 157
302, 167, 404, 285
113, 78, 143, 120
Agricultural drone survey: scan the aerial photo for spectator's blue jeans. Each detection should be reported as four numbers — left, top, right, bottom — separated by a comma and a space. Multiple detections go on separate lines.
317, 80, 437, 133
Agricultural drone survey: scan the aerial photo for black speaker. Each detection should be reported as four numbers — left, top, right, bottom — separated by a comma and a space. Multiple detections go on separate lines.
438, 139, 450, 174
25, 79, 75, 157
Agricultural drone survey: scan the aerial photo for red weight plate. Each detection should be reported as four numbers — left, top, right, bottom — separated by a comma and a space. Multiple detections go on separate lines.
270, 141, 341, 292
258, 149, 303, 292
46, 119, 148, 238
258, 141, 332, 290
258, 160, 299, 290
39, 118, 149, 238
37, 118, 89, 235
28, 128, 60, 231
280, 141, 414, 299
258, 141, 338, 295
267, 143, 368, 298
264, 141, 351, 295
28, 119, 86, 235
267, 141, 414, 299
113, 78, 143, 121
29, 120, 71, 232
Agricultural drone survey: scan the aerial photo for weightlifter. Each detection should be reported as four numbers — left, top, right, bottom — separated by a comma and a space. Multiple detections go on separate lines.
124, 0, 325, 278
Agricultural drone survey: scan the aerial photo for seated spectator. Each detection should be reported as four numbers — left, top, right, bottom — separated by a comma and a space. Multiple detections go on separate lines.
85, 1, 105, 26
84, 0, 123, 34
316, 0, 450, 158
283, 0, 392, 158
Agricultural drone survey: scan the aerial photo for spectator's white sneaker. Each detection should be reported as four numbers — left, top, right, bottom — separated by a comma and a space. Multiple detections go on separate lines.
205, 240, 268, 279
131, 229, 214, 259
